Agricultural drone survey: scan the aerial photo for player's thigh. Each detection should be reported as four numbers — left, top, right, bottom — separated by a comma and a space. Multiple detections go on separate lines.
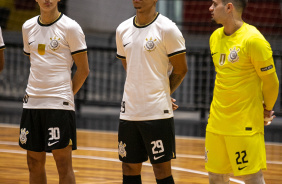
205, 131, 232, 174
138, 118, 176, 164
242, 170, 265, 184
122, 162, 143, 175
27, 150, 46, 168
118, 119, 148, 163
44, 109, 77, 152
225, 133, 266, 176
52, 145, 73, 169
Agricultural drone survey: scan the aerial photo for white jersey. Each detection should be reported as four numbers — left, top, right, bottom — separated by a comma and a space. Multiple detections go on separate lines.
22, 13, 87, 111
0, 27, 5, 50
116, 13, 186, 121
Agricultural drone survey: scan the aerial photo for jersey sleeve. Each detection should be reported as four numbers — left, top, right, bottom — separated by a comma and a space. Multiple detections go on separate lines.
164, 24, 186, 58
66, 21, 87, 55
0, 27, 5, 50
209, 28, 221, 54
249, 36, 275, 76
209, 31, 216, 54
22, 23, 30, 56
116, 26, 126, 59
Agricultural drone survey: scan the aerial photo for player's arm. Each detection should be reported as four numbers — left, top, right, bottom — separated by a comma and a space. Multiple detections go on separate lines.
169, 53, 188, 110
249, 36, 279, 125
260, 72, 279, 125
0, 49, 4, 72
169, 53, 188, 94
72, 52, 89, 95
22, 24, 31, 60
120, 59, 127, 71
115, 25, 127, 72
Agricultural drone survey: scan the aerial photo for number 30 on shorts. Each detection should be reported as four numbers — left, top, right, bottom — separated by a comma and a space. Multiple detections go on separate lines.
151, 140, 164, 154
48, 127, 60, 140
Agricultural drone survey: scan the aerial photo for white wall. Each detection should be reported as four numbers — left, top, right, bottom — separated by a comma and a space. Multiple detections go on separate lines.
67, 0, 135, 33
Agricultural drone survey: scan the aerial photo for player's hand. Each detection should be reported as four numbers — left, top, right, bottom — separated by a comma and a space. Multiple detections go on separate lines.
264, 108, 275, 126
171, 97, 179, 111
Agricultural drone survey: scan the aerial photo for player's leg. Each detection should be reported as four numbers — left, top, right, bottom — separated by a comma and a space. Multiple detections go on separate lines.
139, 118, 176, 183
205, 131, 232, 184
122, 162, 143, 175
52, 145, 75, 184
118, 119, 148, 184
242, 170, 265, 184
153, 161, 174, 184
225, 133, 266, 182
208, 172, 230, 184
45, 109, 77, 184
19, 109, 47, 184
27, 150, 47, 184
122, 163, 143, 184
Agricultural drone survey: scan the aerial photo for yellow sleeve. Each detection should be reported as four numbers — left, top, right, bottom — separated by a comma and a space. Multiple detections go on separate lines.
260, 72, 279, 110
249, 36, 275, 76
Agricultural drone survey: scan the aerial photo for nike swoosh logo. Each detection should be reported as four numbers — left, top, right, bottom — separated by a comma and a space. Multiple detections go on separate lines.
28, 41, 35, 45
211, 52, 218, 56
123, 42, 131, 47
238, 166, 247, 170
48, 141, 59, 146
154, 155, 165, 160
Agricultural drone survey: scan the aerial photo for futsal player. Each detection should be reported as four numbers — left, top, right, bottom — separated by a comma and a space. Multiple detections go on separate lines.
19, 0, 89, 183
0, 26, 5, 72
116, 0, 188, 183
205, 0, 279, 183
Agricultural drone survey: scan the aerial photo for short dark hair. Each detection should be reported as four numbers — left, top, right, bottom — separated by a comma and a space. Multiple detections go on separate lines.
222, 0, 248, 12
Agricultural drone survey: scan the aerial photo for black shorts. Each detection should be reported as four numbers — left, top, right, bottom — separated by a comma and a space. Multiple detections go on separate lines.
19, 109, 77, 152
118, 118, 176, 164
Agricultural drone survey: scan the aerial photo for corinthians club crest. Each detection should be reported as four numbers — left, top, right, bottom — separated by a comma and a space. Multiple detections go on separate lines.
20, 128, 29, 144
228, 47, 240, 63
144, 37, 157, 52
118, 141, 127, 158
49, 36, 61, 51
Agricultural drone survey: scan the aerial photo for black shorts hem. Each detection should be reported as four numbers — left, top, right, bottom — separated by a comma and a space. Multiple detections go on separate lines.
19, 142, 77, 153
46, 142, 77, 153
19, 143, 45, 152
150, 156, 176, 164
119, 156, 148, 164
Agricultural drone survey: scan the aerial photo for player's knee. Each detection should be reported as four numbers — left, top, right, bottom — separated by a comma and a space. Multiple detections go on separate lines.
208, 172, 230, 184
54, 157, 73, 176
122, 163, 142, 175
152, 162, 172, 179
243, 170, 265, 184
27, 154, 45, 171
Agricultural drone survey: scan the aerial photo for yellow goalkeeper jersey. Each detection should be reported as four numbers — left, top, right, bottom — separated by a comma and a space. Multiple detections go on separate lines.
207, 23, 276, 136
